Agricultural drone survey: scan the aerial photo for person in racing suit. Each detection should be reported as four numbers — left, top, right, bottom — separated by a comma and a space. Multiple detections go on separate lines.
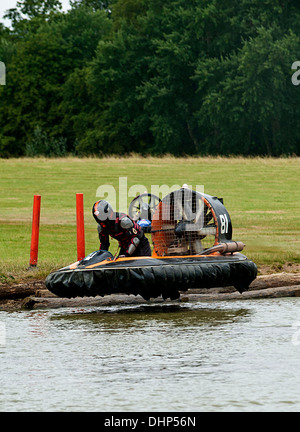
92, 200, 151, 257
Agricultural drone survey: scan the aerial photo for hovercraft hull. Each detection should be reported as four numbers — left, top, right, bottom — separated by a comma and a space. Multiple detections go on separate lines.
45, 251, 257, 301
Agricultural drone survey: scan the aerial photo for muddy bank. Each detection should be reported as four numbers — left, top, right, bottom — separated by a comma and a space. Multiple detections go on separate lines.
0, 271, 299, 311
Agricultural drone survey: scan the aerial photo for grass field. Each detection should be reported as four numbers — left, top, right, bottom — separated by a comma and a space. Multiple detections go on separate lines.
0, 156, 299, 282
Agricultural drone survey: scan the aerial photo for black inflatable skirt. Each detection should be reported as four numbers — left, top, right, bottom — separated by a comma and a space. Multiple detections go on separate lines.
45, 250, 257, 301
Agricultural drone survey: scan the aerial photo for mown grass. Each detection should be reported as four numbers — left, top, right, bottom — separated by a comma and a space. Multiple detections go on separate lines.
0, 156, 299, 282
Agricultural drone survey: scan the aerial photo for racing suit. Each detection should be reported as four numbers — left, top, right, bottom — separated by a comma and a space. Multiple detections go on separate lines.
97, 212, 151, 257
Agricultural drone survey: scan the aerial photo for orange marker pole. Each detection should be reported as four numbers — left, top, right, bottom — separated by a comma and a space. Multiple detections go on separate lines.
76, 193, 85, 261
29, 194, 41, 267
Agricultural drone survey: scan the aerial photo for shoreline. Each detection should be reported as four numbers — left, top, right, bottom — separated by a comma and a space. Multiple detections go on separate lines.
0, 271, 299, 311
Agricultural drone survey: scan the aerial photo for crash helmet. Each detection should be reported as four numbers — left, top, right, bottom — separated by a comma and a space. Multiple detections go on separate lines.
92, 200, 114, 223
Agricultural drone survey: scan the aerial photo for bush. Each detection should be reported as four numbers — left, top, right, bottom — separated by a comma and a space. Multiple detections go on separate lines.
25, 126, 67, 157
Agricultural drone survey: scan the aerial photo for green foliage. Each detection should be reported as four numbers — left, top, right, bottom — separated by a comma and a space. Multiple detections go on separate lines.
0, 3, 112, 157
25, 126, 67, 156
3, 0, 63, 35
1, 0, 300, 157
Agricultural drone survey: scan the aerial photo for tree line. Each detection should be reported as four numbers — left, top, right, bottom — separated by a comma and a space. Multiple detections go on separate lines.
0, 0, 300, 157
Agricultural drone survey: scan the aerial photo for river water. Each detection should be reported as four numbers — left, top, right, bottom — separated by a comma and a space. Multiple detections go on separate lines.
1, 297, 300, 412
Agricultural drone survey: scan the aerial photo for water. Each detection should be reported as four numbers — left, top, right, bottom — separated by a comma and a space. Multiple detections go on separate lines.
1, 297, 300, 412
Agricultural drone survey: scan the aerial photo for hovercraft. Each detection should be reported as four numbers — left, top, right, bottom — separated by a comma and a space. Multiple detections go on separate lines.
45, 188, 257, 301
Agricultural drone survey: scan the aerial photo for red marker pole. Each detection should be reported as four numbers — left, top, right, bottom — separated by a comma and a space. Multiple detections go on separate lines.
76, 193, 85, 261
29, 194, 41, 267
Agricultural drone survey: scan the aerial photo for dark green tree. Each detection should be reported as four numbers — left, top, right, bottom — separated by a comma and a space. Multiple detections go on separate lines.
0, 5, 111, 156
4, 0, 62, 34
1, 0, 300, 157
69, 0, 113, 10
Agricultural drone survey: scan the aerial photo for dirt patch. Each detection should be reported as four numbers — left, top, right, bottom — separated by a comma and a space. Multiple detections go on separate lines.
258, 263, 300, 275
